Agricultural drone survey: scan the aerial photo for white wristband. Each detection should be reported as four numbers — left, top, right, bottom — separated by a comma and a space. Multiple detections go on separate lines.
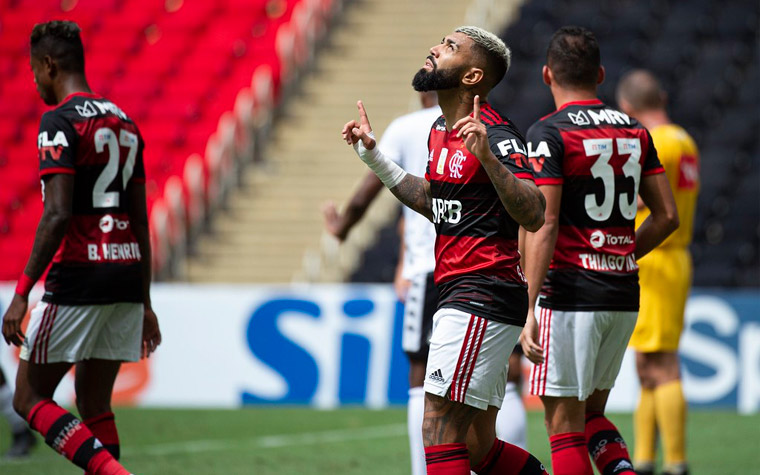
353, 134, 407, 188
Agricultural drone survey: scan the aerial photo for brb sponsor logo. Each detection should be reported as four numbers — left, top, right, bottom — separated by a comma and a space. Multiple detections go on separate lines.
432, 198, 462, 224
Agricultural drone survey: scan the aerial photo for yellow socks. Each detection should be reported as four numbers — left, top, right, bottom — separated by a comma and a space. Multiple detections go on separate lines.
654, 380, 687, 466
634, 387, 657, 466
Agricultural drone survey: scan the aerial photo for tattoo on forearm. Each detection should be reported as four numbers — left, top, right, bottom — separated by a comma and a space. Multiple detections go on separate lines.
481, 155, 545, 230
390, 175, 433, 221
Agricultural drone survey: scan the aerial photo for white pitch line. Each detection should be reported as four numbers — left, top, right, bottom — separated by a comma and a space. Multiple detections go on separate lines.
128, 422, 407, 456
0, 423, 408, 466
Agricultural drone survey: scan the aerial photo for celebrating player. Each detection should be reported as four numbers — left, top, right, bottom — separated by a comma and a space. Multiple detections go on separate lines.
1, 21, 161, 475
324, 91, 441, 475
617, 70, 699, 475
520, 27, 679, 475
341, 26, 548, 475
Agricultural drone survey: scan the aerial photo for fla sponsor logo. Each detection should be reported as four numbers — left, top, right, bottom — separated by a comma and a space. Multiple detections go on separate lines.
527, 140, 551, 173
38, 130, 69, 161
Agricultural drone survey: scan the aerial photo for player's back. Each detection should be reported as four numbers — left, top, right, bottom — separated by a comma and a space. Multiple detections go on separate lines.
527, 99, 664, 311
38, 92, 145, 305
635, 123, 698, 249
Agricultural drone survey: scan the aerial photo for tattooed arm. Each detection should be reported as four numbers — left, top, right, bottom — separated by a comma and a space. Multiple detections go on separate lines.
453, 95, 545, 232
389, 174, 433, 222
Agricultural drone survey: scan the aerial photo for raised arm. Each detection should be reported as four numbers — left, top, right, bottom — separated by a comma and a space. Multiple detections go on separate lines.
342, 100, 433, 221
322, 171, 384, 241
2, 174, 73, 345
453, 96, 545, 231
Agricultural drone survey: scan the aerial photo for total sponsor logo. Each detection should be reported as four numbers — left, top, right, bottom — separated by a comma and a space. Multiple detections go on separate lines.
589, 230, 634, 249
99, 214, 129, 233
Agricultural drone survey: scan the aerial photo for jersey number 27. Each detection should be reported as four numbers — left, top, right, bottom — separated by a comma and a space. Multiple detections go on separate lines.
93, 127, 138, 208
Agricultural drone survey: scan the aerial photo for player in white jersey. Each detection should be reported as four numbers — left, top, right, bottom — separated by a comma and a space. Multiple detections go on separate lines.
324, 92, 441, 475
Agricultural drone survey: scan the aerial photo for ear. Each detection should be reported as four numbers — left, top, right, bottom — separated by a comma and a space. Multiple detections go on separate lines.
43, 55, 56, 77
597, 66, 605, 85
461, 67, 484, 87
542, 65, 552, 86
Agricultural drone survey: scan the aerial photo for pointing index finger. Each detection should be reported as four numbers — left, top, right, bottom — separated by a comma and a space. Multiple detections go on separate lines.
357, 100, 370, 128
473, 95, 480, 121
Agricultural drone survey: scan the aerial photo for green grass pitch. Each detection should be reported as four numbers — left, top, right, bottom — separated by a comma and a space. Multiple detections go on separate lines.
1, 408, 757, 474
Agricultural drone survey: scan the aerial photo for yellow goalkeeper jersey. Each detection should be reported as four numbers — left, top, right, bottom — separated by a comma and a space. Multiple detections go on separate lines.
635, 123, 699, 248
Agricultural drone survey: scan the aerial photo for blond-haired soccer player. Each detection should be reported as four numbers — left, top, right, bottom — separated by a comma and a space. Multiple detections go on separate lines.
617, 70, 699, 475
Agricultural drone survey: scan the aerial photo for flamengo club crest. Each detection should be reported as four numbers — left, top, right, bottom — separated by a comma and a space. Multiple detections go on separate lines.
448, 150, 467, 178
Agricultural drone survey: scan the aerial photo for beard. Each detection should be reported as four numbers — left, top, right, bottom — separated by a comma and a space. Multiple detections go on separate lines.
412, 58, 462, 91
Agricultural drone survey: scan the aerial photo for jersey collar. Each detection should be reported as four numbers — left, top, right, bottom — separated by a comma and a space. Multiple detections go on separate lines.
556, 99, 603, 112
58, 91, 101, 108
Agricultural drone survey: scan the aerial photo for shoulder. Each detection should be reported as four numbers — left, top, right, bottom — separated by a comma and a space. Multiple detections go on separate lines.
481, 104, 525, 141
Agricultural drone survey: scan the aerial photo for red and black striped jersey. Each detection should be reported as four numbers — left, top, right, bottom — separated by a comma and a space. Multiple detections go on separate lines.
526, 99, 665, 311
37, 92, 145, 305
425, 103, 534, 326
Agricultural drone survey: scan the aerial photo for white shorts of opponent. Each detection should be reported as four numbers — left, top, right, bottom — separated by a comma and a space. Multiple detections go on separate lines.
529, 304, 638, 401
20, 301, 143, 364
424, 308, 522, 410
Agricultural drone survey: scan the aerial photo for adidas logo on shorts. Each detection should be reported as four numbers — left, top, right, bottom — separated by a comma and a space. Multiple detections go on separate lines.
428, 369, 445, 383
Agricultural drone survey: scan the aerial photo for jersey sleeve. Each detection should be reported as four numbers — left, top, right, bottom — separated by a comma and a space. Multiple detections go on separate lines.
487, 124, 534, 181
38, 110, 78, 177
641, 129, 665, 176
526, 120, 564, 185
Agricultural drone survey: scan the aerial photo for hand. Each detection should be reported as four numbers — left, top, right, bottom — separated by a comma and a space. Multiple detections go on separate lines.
394, 275, 411, 303
452, 95, 490, 159
141, 307, 162, 358
519, 307, 544, 364
1, 294, 27, 346
341, 100, 376, 150
322, 201, 347, 241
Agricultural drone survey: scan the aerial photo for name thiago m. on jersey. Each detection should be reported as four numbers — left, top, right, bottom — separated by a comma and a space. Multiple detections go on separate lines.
37, 92, 145, 304
426, 102, 535, 327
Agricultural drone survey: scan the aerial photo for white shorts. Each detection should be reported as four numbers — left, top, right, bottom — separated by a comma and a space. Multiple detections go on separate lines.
401, 272, 437, 360
529, 305, 637, 400
20, 302, 143, 364
424, 308, 522, 410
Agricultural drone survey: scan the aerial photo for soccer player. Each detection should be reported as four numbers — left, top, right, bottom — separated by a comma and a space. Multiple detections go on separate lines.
341, 26, 548, 475
1, 21, 161, 475
617, 70, 699, 475
324, 91, 441, 475
520, 27, 679, 475
1, 366, 35, 457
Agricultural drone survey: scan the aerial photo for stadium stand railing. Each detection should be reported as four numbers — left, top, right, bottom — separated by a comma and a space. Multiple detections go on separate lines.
0, 0, 341, 281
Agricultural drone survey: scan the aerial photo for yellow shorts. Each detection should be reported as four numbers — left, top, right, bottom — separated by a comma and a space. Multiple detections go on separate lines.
630, 247, 692, 352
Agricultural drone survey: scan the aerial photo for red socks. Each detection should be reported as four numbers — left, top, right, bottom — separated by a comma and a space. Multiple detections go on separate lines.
550, 432, 593, 475
425, 443, 470, 475
84, 412, 121, 475
472, 438, 549, 475
585, 412, 636, 475
27, 399, 129, 475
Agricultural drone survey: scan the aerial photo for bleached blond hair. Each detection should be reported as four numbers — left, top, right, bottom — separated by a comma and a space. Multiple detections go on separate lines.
455, 25, 511, 74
